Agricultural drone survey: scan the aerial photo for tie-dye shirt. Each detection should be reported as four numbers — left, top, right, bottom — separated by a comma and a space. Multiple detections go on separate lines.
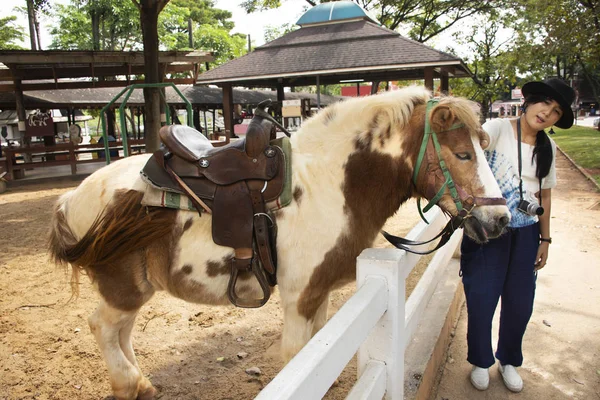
482, 119, 557, 228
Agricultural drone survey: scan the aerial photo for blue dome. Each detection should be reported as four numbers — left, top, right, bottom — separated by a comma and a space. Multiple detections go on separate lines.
296, 1, 379, 26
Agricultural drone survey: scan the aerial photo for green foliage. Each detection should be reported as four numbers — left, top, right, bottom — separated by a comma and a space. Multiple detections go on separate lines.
170, 0, 234, 30
48, 0, 244, 67
263, 23, 297, 44
193, 25, 247, 64
0, 16, 26, 50
240, 0, 284, 13
49, 0, 141, 50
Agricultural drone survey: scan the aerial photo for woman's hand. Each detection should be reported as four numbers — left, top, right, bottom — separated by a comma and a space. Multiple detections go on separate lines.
535, 242, 550, 271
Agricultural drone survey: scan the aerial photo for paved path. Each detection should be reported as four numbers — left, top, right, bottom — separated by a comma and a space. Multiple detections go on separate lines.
435, 151, 600, 399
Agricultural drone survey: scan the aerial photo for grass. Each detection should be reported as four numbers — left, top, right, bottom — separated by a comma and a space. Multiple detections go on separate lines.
552, 124, 600, 186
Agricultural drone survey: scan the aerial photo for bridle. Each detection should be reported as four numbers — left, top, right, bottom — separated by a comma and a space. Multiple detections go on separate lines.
382, 99, 506, 254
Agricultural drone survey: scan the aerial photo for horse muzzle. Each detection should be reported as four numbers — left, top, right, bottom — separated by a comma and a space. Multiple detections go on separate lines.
463, 205, 510, 243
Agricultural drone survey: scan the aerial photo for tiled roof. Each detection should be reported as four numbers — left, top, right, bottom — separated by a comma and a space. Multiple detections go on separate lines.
196, 20, 469, 86
0, 86, 343, 110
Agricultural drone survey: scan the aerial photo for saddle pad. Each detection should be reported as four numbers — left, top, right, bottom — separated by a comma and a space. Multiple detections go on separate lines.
141, 137, 293, 212
141, 187, 196, 211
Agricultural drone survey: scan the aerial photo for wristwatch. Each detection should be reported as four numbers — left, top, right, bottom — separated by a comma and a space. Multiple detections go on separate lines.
540, 237, 552, 244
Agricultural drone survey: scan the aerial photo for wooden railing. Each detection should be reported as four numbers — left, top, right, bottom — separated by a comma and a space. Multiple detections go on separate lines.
256, 208, 461, 399
2, 140, 146, 179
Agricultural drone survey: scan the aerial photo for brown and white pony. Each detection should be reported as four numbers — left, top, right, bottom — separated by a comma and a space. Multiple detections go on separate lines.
49, 86, 509, 400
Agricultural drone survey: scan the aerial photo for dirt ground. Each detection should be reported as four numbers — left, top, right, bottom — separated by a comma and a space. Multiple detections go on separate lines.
0, 175, 424, 400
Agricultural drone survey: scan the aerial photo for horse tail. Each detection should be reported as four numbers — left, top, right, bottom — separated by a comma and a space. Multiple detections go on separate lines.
48, 189, 177, 297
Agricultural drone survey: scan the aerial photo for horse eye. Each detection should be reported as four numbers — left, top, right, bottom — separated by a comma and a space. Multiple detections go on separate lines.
454, 152, 472, 161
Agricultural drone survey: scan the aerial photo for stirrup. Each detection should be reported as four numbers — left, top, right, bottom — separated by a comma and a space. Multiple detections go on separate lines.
227, 257, 271, 308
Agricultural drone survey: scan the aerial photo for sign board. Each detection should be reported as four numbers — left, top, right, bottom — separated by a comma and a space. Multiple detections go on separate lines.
25, 110, 54, 137
282, 100, 301, 107
511, 88, 523, 100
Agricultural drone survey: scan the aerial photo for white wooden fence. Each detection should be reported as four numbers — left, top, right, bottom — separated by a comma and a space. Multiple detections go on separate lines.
255, 207, 462, 400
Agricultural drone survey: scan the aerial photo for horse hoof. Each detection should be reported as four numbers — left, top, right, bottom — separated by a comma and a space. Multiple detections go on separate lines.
137, 381, 158, 400
137, 385, 157, 400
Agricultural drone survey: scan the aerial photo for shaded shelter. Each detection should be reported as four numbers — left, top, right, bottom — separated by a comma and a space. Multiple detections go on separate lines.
0, 50, 213, 153
196, 1, 472, 134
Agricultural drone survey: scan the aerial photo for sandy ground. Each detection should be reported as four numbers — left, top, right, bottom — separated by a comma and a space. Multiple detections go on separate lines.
435, 151, 600, 400
0, 173, 425, 400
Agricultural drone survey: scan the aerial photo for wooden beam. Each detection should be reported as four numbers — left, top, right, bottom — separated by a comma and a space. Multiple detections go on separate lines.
440, 74, 449, 95
0, 77, 196, 92
222, 83, 234, 137
424, 67, 434, 91
0, 50, 213, 64
6, 63, 199, 81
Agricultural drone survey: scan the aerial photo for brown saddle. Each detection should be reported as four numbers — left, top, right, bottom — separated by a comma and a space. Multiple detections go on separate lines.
141, 112, 286, 308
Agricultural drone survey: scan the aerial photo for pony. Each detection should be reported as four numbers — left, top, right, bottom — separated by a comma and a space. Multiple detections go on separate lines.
49, 86, 510, 400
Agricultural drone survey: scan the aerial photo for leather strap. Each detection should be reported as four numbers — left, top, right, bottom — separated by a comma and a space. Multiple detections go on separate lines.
154, 150, 212, 214
248, 182, 277, 278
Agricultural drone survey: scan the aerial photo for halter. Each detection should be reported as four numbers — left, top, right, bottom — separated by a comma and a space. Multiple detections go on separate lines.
383, 99, 506, 254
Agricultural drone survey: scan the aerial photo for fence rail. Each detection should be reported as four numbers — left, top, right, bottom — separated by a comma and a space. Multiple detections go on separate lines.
257, 207, 461, 399
2, 140, 145, 179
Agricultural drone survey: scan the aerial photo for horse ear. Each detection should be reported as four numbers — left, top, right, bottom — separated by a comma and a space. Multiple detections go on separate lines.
430, 105, 456, 133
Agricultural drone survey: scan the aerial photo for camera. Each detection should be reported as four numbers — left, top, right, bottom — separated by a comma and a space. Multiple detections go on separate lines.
517, 192, 544, 216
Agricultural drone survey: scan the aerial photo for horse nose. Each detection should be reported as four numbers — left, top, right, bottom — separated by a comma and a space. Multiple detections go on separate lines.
497, 215, 509, 228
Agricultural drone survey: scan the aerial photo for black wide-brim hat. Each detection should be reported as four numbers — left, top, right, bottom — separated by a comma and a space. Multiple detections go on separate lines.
521, 78, 576, 129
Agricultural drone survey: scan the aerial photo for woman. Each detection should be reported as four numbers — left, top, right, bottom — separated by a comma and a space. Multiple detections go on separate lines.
461, 78, 576, 392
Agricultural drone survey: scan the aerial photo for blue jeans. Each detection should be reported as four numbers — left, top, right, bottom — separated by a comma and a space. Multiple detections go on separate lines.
460, 223, 540, 368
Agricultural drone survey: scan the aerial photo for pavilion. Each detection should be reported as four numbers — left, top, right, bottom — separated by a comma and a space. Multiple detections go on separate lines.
196, 1, 472, 134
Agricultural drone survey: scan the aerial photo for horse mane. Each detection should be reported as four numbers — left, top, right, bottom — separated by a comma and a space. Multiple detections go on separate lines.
294, 86, 431, 150
292, 86, 482, 155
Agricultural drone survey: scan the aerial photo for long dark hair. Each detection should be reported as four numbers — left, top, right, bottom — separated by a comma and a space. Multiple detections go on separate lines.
522, 94, 555, 179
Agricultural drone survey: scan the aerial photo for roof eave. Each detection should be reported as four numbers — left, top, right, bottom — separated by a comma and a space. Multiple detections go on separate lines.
196, 60, 471, 85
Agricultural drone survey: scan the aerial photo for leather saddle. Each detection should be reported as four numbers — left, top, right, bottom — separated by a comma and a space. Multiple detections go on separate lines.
142, 110, 286, 308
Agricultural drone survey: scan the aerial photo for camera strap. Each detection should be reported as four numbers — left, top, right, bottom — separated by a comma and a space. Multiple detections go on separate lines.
516, 118, 543, 206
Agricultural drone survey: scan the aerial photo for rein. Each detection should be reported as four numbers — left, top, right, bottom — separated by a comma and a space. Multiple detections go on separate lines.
382, 99, 505, 255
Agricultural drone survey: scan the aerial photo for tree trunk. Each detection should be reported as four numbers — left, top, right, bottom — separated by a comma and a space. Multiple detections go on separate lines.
26, 0, 37, 50
91, 10, 100, 51
33, 11, 42, 50
138, 0, 169, 152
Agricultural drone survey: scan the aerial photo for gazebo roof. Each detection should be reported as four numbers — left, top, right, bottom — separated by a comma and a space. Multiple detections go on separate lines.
196, 18, 470, 88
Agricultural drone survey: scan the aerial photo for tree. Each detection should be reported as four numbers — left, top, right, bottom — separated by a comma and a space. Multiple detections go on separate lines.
241, 0, 503, 43
448, 15, 520, 120
24, 0, 50, 50
49, 1, 141, 50
0, 16, 26, 50
510, 0, 600, 126
131, 0, 170, 153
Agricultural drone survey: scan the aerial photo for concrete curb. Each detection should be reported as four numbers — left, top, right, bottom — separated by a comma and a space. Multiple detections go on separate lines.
404, 258, 464, 400
556, 145, 600, 192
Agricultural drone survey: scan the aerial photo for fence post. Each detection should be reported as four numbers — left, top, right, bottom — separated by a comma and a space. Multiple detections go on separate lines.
357, 248, 407, 399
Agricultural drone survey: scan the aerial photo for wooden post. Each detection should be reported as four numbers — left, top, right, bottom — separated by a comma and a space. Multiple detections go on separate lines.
357, 249, 405, 399
14, 79, 28, 175
277, 84, 285, 104
222, 83, 234, 137
69, 144, 77, 175
424, 67, 434, 92
440, 74, 449, 94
